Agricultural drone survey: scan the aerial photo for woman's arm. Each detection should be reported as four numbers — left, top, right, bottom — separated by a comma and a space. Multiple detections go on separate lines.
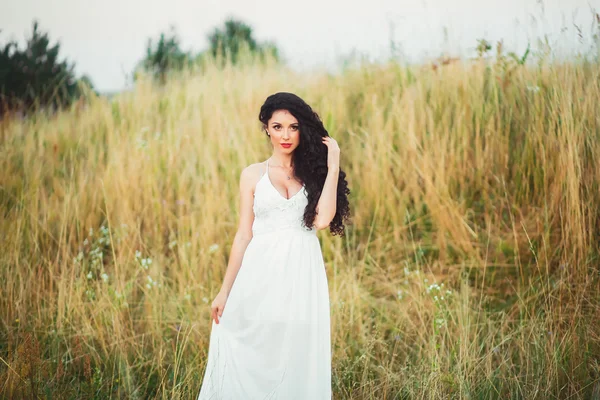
314, 136, 341, 230
218, 165, 256, 295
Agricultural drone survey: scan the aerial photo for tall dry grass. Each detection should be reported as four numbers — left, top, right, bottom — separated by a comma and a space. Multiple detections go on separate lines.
1, 50, 600, 399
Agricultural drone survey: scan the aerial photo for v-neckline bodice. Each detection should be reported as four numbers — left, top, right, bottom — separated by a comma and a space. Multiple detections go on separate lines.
265, 158, 305, 201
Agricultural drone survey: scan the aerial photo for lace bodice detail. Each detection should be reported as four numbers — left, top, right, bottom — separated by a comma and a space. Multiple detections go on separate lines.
252, 159, 316, 236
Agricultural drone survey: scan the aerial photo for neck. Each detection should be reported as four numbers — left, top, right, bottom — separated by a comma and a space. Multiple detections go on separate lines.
270, 152, 293, 168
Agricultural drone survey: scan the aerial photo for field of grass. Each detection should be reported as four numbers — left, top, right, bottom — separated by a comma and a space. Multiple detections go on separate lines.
1, 49, 600, 399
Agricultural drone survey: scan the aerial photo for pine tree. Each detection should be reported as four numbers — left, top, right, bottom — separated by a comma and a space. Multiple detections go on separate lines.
135, 25, 192, 85
206, 18, 279, 65
0, 20, 92, 118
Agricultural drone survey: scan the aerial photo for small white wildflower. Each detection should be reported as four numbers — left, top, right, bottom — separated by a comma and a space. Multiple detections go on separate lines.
146, 283, 152, 289
424, 278, 428, 283
403, 267, 410, 276
92, 248, 103, 259
526, 85, 540, 93
141, 258, 152, 269
147, 275, 153, 283
83, 239, 89, 246
427, 284, 440, 293
152, 280, 157, 286
168, 240, 177, 249
440, 296, 444, 300
202, 297, 209, 303
86, 271, 93, 279
446, 290, 452, 295
135, 250, 142, 259
209, 244, 219, 254
397, 290, 404, 300
184, 293, 191, 300
115, 291, 122, 299
101, 273, 109, 283
433, 295, 439, 301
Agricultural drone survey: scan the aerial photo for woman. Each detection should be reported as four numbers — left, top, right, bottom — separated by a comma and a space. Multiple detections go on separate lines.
197, 92, 351, 399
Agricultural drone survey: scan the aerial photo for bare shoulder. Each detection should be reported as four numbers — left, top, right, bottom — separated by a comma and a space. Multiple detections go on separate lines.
240, 161, 267, 192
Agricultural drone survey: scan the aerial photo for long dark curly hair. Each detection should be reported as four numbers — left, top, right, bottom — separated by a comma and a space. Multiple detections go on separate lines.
258, 92, 351, 236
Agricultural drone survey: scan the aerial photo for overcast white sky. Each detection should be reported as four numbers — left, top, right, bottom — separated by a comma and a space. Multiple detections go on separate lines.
1, 0, 597, 92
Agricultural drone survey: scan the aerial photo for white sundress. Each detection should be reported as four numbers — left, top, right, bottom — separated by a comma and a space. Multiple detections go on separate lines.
197, 158, 332, 399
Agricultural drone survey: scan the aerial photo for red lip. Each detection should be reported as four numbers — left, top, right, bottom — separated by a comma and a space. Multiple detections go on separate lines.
281, 143, 292, 148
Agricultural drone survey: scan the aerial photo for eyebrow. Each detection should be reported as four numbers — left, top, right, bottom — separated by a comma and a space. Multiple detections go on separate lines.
271, 122, 299, 125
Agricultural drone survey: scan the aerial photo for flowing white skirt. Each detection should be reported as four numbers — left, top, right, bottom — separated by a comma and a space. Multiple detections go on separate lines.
197, 227, 332, 399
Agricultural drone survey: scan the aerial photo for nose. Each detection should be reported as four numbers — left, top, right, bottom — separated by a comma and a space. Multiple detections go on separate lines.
282, 129, 291, 139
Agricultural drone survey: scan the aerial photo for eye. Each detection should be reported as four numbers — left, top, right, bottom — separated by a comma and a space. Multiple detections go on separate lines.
291, 125, 299, 131
273, 125, 281, 130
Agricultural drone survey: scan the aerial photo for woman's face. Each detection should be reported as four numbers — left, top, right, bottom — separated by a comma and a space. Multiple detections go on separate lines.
265, 109, 300, 154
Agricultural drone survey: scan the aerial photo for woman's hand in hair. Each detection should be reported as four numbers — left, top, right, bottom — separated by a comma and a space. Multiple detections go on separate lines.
322, 136, 340, 169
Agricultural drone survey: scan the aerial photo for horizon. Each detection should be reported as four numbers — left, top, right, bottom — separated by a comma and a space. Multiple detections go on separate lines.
1, 0, 597, 93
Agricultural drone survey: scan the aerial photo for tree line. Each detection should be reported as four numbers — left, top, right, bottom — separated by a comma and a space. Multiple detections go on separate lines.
0, 18, 279, 118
